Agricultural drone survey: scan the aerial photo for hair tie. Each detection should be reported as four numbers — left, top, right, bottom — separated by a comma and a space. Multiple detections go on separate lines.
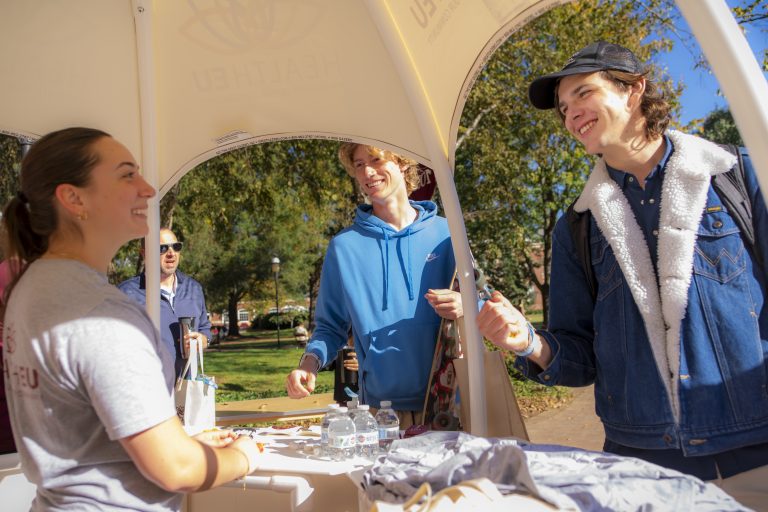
16, 191, 28, 204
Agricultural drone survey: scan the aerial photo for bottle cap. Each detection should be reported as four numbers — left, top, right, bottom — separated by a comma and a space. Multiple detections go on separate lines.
328, 403, 340, 410
380, 400, 392, 407
358, 404, 369, 410
337, 406, 348, 412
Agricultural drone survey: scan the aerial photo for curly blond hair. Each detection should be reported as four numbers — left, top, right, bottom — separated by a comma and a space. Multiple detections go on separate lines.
338, 143, 421, 195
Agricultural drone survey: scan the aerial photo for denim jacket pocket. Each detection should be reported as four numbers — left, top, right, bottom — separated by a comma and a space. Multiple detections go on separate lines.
693, 210, 746, 283
591, 236, 622, 301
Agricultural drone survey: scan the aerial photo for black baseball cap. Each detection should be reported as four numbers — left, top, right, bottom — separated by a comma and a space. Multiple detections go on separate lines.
528, 41, 644, 110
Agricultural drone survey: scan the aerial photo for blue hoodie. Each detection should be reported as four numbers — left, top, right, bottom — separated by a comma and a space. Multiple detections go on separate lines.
305, 201, 455, 411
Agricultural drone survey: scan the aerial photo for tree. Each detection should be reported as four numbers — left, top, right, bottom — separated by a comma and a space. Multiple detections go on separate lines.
103, 137, 355, 335
0, 135, 22, 217
699, 107, 744, 145
455, 0, 680, 325
653, 0, 766, 76
733, 0, 767, 70
166, 138, 355, 336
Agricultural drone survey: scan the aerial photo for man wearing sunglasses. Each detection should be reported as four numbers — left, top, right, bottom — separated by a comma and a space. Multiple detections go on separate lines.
119, 228, 212, 376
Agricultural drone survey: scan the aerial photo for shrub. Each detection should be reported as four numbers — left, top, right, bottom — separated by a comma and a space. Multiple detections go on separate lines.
253, 310, 308, 329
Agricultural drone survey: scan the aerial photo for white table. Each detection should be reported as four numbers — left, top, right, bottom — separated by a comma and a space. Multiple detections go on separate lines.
2, 427, 374, 512
185, 427, 373, 512
0, 452, 36, 511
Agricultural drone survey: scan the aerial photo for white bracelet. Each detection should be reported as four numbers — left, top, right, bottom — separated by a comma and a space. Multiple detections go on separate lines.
298, 352, 321, 375
513, 322, 539, 357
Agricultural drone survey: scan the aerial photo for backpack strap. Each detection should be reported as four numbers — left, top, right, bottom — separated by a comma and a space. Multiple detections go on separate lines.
565, 199, 597, 302
713, 144, 761, 269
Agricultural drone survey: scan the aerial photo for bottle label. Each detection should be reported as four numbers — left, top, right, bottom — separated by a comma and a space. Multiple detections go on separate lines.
378, 426, 399, 440
328, 433, 355, 448
356, 431, 379, 445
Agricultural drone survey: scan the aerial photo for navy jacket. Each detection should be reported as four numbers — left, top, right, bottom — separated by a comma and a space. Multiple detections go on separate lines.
119, 271, 211, 376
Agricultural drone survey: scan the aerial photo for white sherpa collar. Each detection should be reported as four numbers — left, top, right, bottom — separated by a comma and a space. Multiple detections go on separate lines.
573, 130, 736, 422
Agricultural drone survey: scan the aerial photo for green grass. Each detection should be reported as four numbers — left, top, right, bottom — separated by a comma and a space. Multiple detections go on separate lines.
527, 310, 544, 327
205, 328, 570, 417
204, 332, 334, 402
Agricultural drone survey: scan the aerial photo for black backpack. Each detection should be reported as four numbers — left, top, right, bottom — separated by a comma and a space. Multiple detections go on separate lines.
566, 145, 760, 301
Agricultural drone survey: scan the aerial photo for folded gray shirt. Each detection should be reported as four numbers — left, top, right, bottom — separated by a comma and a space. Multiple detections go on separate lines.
361, 431, 749, 511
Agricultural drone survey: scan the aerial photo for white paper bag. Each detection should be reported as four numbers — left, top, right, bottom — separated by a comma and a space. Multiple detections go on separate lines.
175, 339, 216, 435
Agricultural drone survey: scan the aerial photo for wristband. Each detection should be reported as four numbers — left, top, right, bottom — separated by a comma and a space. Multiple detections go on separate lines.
298, 352, 321, 375
513, 321, 539, 357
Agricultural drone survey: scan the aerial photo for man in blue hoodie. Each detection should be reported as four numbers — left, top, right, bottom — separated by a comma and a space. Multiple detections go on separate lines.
286, 143, 461, 427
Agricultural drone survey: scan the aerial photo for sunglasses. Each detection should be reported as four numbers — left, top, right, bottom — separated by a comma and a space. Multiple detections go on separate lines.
160, 242, 183, 254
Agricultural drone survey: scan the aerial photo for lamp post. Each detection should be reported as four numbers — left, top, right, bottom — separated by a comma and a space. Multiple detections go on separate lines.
271, 256, 281, 348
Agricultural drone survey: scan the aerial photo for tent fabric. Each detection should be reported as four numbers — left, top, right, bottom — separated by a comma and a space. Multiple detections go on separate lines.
0, 0, 565, 193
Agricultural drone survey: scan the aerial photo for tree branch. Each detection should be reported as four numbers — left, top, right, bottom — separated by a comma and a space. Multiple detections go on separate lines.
456, 104, 497, 150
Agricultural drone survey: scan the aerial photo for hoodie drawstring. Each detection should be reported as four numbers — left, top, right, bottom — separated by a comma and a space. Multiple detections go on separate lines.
406, 225, 414, 300
380, 223, 416, 309
381, 228, 390, 310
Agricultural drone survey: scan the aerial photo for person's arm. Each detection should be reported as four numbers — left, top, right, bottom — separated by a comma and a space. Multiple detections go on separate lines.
477, 218, 598, 384
179, 279, 211, 351
535, 218, 599, 383
196, 280, 212, 347
476, 291, 552, 368
85, 311, 259, 492
741, 149, 768, 280
120, 417, 260, 492
285, 242, 349, 398
286, 353, 321, 398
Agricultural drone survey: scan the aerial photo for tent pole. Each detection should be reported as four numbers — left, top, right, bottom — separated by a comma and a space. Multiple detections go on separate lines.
132, 0, 161, 329
364, 0, 488, 436
675, 0, 768, 203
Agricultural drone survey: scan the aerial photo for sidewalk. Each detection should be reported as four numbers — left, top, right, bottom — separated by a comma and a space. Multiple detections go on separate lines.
524, 385, 604, 452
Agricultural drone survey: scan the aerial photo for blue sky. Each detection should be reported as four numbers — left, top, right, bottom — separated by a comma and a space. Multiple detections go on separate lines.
654, 1, 767, 126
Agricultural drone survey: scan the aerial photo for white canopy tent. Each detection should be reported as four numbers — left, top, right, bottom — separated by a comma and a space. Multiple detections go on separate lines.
1, 0, 766, 436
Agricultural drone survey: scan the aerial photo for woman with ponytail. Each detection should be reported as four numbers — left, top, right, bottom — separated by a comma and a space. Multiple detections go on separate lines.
2, 128, 260, 511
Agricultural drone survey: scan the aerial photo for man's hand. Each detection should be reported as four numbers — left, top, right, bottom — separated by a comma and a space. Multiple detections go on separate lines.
184, 331, 208, 353
425, 288, 463, 320
342, 351, 359, 372
286, 369, 316, 398
476, 291, 530, 352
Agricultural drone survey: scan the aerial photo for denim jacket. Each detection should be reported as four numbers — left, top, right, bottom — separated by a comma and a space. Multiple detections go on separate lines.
517, 131, 768, 457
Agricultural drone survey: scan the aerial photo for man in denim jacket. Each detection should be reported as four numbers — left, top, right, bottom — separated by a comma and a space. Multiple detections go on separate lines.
477, 41, 768, 509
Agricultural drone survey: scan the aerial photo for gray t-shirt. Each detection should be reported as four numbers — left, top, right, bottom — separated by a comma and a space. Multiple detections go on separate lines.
3, 259, 180, 511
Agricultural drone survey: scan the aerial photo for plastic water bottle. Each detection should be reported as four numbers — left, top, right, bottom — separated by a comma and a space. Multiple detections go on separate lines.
347, 398, 359, 418
320, 403, 341, 457
327, 406, 356, 461
353, 404, 379, 460
375, 400, 400, 452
